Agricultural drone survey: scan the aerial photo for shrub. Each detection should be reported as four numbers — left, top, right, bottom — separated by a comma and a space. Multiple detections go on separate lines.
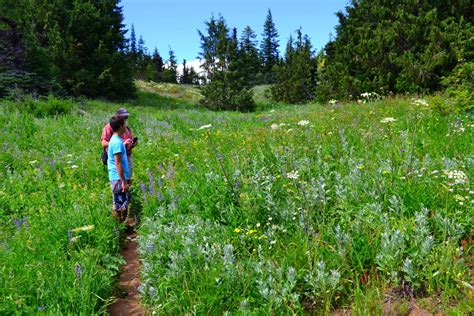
442, 62, 474, 112
428, 95, 455, 116
20, 95, 74, 117
200, 74, 255, 112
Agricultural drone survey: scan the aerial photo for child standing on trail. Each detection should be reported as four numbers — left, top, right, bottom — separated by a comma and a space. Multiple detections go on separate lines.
108, 116, 131, 222
101, 108, 137, 179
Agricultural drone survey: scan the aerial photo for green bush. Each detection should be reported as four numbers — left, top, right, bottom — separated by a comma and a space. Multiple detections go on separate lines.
442, 62, 474, 112
200, 75, 255, 112
20, 96, 74, 117
427, 95, 455, 116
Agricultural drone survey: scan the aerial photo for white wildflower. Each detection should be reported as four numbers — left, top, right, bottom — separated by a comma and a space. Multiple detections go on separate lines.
271, 123, 279, 130
329, 99, 338, 105
287, 170, 299, 180
29, 160, 38, 164
444, 170, 468, 185
380, 117, 397, 123
298, 120, 310, 126
411, 98, 429, 107
71, 165, 78, 169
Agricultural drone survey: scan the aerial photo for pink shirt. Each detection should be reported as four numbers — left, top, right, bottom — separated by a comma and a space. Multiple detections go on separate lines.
101, 124, 134, 156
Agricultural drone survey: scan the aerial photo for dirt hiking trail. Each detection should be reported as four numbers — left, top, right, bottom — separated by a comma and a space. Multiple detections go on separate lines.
109, 228, 147, 316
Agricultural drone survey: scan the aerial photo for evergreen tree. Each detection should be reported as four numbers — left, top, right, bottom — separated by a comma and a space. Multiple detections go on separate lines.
180, 59, 192, 84
317, 0, 473, 101
0, 0, 135, 99
150, 48, 164, 82
239, 26, 261, 84
198, 15, 230, 80
271, 29, 315, 103
260, 9, 279, 83
162, 47, 178, 83
129, 24, 137, 67
188, 66, 200, 85
198, 15, 255, 111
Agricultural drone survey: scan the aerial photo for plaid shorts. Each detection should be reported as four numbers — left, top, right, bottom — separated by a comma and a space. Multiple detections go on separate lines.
110, 180, 130, 213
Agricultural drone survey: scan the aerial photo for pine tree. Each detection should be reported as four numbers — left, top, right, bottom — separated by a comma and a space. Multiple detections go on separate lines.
260, 9, 279, 83
240, 26, 261, 85
137, 36, 146, 64
317, 0, 473, 101
150, 48, 164, 82
129, 24, 137, 67
271, 29, 315, 104
162, 47, 177, 83
188, 66, 200, 85
198, 15, 255, 111
1, 0, 135, 99
180, 59, 190, 84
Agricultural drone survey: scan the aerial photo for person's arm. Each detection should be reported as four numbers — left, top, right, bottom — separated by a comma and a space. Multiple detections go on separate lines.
114, 153, 130, 192
101, 125, 112, 148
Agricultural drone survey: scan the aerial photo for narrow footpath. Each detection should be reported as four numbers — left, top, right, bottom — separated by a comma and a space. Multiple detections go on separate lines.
109, 228, 146, 316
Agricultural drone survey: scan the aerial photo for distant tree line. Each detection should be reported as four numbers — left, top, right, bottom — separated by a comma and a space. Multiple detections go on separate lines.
199, 2, 472, 110
197, 10, 281, 111
0, 1, 472, 109
0, 0, 135, 100
129, 25, 200, 85
317, 0, 473, 107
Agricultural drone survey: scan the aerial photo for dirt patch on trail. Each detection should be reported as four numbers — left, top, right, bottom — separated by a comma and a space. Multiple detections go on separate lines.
109, 229, 147, 316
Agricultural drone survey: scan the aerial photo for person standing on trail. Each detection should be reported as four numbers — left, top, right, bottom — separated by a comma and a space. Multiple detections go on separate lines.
108, 116, 131, 222
101, 108, 137, 179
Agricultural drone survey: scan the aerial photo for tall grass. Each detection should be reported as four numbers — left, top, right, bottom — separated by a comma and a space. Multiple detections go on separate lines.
0, 91, 472, 314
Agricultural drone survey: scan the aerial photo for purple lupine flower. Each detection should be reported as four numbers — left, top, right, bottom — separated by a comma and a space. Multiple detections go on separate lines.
157, 177, 163, 188
37, 306, 46, 311
188, 163, 195, 173
158, 163, 164, 171
148, 172, 155, 184
140, 183, 146, 195
147, 242, 153, 253
235, 180, 241, 190
157, 191, 164, 201
75, 264, 82, 277
168, 169, 175, 181
148, 173, 155, 194
13, 219, 21, 229
67, 229, 73, 240
58, 152, 63, 158
400, 148, 406, 153
50, 159, 56, 167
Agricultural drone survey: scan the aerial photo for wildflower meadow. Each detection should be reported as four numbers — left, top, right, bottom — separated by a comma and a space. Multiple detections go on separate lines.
1, 85, 471, 314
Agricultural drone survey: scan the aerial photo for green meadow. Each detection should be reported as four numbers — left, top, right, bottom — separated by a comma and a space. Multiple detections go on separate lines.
0, 83, 472, 314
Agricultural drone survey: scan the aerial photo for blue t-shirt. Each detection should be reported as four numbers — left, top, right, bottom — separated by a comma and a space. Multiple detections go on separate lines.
107, 134, 130, 181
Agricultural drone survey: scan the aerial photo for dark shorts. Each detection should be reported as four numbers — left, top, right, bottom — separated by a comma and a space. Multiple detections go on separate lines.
110, 180, 130, 213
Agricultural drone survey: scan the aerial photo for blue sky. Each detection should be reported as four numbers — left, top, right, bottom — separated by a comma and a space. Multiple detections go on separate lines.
121, 0, 348, 63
